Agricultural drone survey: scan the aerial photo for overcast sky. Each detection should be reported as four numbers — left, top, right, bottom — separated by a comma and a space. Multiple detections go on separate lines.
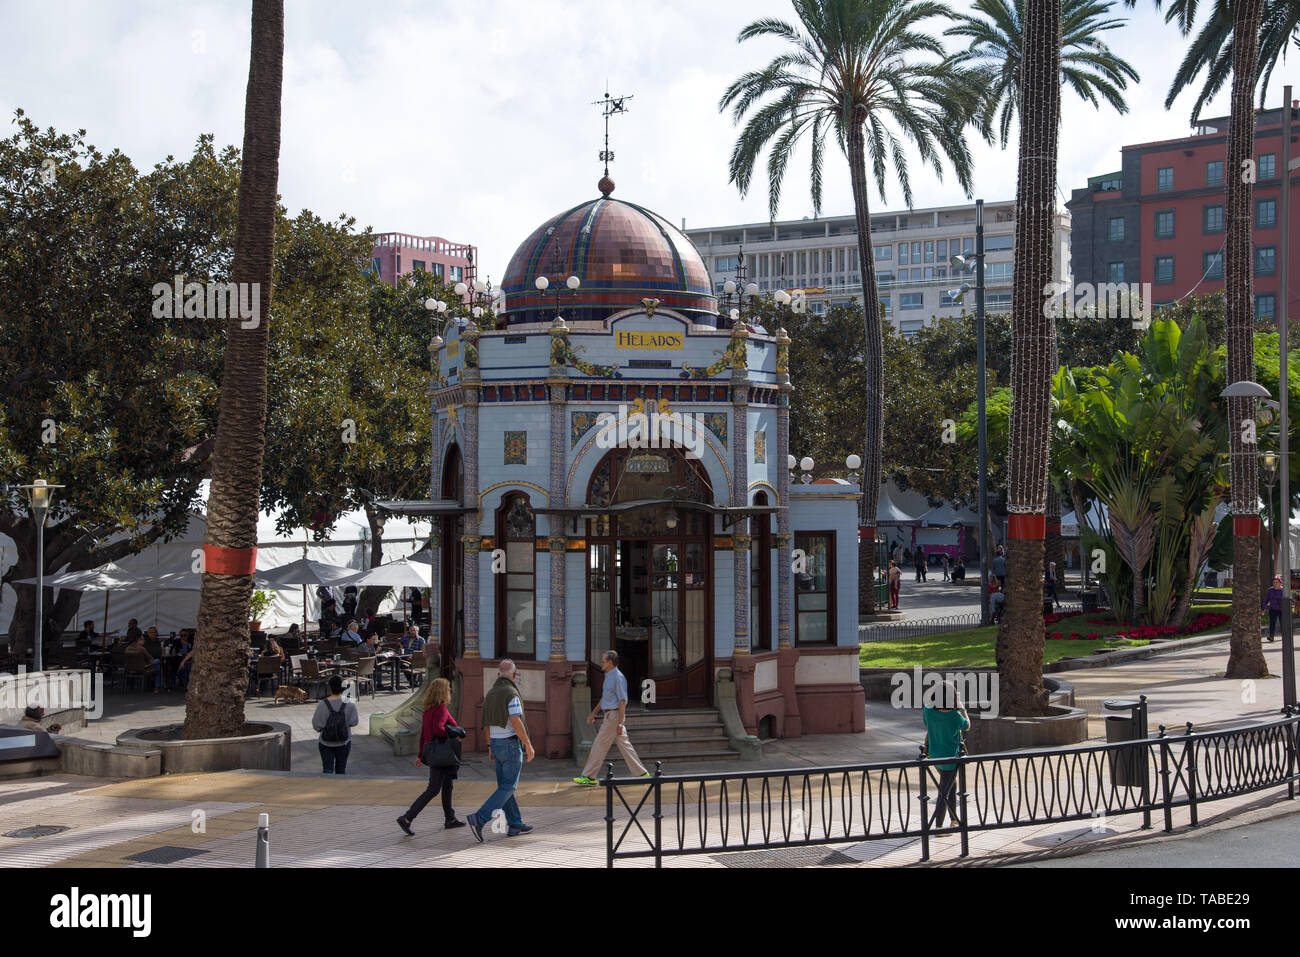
0, 0, 1252, 283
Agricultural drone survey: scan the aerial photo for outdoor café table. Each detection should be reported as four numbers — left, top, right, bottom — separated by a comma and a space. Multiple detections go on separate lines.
374, 652, 410, 692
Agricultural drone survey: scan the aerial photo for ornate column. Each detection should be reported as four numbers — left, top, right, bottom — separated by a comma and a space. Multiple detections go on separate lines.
547, 318, 569, 662
460, 324, 482, 660
730, 324, 751, 657
775, 326, 793, 650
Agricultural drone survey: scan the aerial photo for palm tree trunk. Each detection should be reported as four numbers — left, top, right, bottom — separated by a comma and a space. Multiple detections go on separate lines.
183, 0, 284, 739
998, 0, 1060, 717
1224, 0, 1268, 678
1046, 483, 1065, 595
847, 118, 883, 615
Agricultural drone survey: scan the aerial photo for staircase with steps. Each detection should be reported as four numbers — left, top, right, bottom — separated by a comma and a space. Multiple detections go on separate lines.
616, 707, 739, 765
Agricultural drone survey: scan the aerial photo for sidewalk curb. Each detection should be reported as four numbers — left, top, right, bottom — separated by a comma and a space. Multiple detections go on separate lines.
1045, 629, 1230, 672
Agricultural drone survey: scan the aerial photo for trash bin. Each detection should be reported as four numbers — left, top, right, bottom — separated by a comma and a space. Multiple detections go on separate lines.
1080, 590, 1098, 612
1103, 696, 1149, 789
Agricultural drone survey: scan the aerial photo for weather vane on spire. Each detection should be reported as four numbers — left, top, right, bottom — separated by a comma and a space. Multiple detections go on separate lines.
591, 86, 633, 179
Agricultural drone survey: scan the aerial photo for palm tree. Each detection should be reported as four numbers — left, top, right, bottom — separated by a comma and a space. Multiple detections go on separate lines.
946, 0, 1140, 148
995, 0, 1062, 716
183, 0, 284, 739
1139, 0, 1270, 678
1164, 0, 1298, 121
720, 0, 978, 614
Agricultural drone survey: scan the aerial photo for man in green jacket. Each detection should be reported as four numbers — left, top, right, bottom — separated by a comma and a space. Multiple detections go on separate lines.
466, 659, 536, 842
923, 680, 970, 828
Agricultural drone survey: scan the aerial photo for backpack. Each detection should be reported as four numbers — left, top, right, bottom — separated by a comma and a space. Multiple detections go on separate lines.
321, 698, 350, 744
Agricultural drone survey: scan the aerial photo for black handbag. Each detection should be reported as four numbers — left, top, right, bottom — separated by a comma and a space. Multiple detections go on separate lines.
422, 736, 462, 769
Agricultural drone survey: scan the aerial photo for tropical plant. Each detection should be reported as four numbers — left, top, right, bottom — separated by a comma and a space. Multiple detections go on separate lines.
185, 0, 285, 739
719, 0, 979, 612
248, 590, 272, 622
946, 0, 1140, 147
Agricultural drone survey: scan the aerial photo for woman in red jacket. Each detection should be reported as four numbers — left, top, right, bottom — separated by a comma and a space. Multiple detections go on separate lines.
397, 677, 464, 833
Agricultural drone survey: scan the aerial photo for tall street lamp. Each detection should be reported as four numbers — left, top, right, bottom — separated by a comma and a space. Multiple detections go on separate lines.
1222, 379, 1293, 707
18, 479, 63, 672
950, 199, 988, 624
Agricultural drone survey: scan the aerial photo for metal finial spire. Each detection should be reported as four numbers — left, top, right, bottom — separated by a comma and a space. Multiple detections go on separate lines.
591, 86, 633, 178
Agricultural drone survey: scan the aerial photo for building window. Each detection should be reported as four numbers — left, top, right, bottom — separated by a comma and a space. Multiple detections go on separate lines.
1256, 197, 1277, 228
941, 290, 962, 308
1155, 209, 1175, 239
751, 493, 772, 652
1205, 160, 1224, 187
1203, 204, 1224, 233
936, 239, 947, 261
880, 296, 891, 317
1255, 245, 1277, 277
874, 245, 892, 261
1256, 293, 1276, 322
495, 493, 536, 659
962, 237, 975, 256
924, 240, 934, 263
370, 257, 382, 275
984, 234, 1013, 252
450, 265, 464, 282
911, 241, 921, 263
412, 259, 426, 272
432, 262, 445, 279
900, 293, 923, 310
1108, 217, 1126, 241
1154, 255, 1174, 285
1157, 167, 1173, 191
795, 532, 835, 645
1203, 250, 1223, 280
1108, 262, 1125, 283
923, 266, 935, 280
1259, 153, 1276, 180
986, 263, 1013, 282
715, 255, 739, 274
986, 292, 1012, 310
838, 249, 847, 271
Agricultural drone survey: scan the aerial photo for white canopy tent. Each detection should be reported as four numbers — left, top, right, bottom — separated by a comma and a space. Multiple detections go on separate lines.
0, 482, 434, 636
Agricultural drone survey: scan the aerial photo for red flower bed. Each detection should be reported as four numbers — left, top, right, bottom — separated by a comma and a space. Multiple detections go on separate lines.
1043, 611, 1230, 641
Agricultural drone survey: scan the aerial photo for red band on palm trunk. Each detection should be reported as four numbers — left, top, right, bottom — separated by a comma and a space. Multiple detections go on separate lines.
1046, 522, 1061, 534
203, 544, 258, 575
1233, 516, 1260, 536
860, 525, 875, 541
1008, 514, 1046, 540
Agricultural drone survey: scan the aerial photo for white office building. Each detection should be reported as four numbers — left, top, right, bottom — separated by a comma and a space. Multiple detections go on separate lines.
686, 201, 1071, 337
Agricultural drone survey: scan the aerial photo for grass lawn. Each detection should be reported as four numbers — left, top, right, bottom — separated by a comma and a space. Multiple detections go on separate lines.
860, 604, 1233, 670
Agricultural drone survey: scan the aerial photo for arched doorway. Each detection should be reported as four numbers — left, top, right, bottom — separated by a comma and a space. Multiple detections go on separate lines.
440, 443, 464, 681
585, 446, 714, 709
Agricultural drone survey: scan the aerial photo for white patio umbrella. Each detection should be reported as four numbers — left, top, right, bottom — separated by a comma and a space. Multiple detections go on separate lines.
256, 557, 358, 636
335, 557, 434, 630
15, 561, 142, 645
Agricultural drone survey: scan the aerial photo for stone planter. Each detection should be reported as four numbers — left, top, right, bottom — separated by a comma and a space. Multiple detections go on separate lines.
963, 704, 1089, 755
116, 722, 291, 774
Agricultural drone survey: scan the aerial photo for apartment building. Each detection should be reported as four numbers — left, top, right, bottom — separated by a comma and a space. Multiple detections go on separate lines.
685, 200, 1071, 337
370, 232, 477, 289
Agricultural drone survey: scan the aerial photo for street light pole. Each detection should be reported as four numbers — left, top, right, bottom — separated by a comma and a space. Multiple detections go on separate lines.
1277, 85, 1294, 707
19, 479, 63, 673
975, 199, 990, 626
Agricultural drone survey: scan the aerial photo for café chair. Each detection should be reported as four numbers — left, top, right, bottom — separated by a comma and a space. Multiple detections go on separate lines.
299, 658, 332, 700
401, 651, 426, 689
352, 656, 376, 699
252, 654, 283, 698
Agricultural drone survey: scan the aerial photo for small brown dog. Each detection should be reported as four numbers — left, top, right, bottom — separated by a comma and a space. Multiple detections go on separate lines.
273, 685, 308, 704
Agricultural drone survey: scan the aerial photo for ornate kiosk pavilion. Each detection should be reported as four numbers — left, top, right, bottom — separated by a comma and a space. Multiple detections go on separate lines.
393, 176, 864, 759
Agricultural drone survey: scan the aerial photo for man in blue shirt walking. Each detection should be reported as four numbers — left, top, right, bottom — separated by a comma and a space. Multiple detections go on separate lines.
573, 650, 649, 785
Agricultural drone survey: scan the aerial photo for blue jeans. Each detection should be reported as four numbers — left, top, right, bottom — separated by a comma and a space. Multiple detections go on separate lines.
475, 737, 524, 828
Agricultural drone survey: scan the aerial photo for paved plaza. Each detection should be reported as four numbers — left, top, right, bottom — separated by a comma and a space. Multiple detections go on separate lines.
0, 633, 1296, 867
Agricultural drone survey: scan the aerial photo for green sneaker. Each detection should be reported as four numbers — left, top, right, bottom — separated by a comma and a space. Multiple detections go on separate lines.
573, 776, 598, 787
639, 772, 652, 778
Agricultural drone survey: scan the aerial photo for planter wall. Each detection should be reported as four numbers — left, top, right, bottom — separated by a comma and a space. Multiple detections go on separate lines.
116, 722, 291, 774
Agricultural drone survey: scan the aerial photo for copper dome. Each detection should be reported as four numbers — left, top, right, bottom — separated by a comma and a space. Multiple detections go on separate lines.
500, 187, 717, 322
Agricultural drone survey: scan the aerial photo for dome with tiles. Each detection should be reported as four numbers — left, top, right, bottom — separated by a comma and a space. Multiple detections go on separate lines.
499, 177, 717, 326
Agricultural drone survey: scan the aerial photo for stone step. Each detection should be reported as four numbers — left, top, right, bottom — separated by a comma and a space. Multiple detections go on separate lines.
622, 722, 726, 739
634, 734, 735, 754
622, 709, 722, 727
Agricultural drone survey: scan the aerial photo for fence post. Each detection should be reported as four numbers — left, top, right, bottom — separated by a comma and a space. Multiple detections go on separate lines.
1183, 722, 1198, 828
957, 750, 970, 858
604, 762, 615, 869
1157, 726, 1173, 833
1285, 706, 1297, 801
652, 761, 663, 869
917, 745, 930, 863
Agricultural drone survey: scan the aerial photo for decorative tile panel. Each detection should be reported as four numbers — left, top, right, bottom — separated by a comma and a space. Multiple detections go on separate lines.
504, 430, 527, 465
571, 411, 599, 447
703, 412, 728, 447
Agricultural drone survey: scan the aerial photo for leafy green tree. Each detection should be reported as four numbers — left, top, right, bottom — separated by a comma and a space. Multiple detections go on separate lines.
720, 0, 979, 610
947, 0, 1140, 147
0, 115, 231, 657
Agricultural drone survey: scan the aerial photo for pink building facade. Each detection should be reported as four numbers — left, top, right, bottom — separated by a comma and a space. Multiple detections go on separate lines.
370, 232, 477, 288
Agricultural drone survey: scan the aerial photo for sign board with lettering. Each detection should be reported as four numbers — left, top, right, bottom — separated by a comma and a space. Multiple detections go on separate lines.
615, 330, 683, 350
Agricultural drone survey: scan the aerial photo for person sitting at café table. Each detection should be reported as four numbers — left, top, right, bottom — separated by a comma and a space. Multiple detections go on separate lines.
340, 620, 365, 647
144, 626, 164, 658
264, 633, 286, 659
403, 624, 425, 653
124, 634, 164, 692
19, 705, 61, 735
284, 623, 301, 646
77, 620, 97, 644
176, 636, 196, 687
124, 619, 143, 642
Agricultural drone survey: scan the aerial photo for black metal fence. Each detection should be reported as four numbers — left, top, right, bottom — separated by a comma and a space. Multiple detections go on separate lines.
602, 710, 1300, 867
858, 603, 1084, 643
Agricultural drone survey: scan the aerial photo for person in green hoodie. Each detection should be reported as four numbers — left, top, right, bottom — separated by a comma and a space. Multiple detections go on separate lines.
466, 659, 536, 842
923, 680, 970, 828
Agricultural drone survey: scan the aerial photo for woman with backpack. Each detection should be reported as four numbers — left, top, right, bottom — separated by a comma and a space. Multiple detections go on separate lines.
312, 675, 359, 774
397, 677, 465, 834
